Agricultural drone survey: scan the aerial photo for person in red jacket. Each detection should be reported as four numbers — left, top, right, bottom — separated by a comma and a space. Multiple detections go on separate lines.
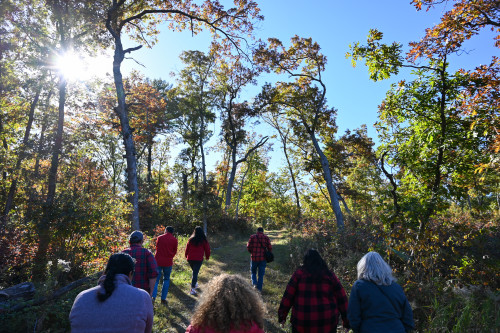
185, 274, 265, 333
152, 226, 178, 305
185, 226, 210, 295
278, 249, 350, 333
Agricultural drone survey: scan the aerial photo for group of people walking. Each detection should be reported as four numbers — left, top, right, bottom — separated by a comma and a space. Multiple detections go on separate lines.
69, 226, 414, 333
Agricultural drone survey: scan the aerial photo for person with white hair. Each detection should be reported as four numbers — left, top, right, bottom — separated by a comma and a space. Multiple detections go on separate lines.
347, 251, 414, 333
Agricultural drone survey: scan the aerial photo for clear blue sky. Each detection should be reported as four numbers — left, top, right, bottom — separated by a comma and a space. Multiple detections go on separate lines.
121, 0, 497, 172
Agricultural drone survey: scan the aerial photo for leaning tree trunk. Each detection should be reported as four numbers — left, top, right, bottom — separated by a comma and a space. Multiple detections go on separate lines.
309, 131, 344, 229
278, 128, 301, 219
4, 87, 42, 216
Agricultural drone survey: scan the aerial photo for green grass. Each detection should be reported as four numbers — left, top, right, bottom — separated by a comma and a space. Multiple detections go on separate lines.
152, 229, 295, 332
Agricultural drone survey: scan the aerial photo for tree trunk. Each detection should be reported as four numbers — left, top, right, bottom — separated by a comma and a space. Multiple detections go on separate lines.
4, 87, 42, 216
279, 128, 301, 219
182, 172, 188, 209
225, 145, 238, 213
309, 131, 344, 229
199, 124, 208, 234
110, 35, 140, 230
234, 162, 250, 220
33, 73, 67, 280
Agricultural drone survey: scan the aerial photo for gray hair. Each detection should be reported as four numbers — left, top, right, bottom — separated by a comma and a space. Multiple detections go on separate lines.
357, 251, 396, 286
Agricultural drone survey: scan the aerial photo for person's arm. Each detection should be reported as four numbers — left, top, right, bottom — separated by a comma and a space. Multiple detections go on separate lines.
331, 273, 350, 329
144, 291, 154, 333
278, 270, 299, 324
147, 252, 158, 296
185, 242, 189, 258
347, 282, 361, 333
204, 240, 211, 260
173, 238, 178, 255
266, 236, 272, 252
400, 289, 415, 332
247, 237, 252, 253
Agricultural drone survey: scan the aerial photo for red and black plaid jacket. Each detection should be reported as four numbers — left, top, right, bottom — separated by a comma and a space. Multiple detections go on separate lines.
246, 232, 272, 262
123, 244, 158, 293
278, 268, 349, 333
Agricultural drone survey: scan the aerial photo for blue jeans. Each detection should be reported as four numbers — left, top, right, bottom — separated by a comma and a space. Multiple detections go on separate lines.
250, 260, 266, 291
152, 266, 173, 300
188, 260, 203, 288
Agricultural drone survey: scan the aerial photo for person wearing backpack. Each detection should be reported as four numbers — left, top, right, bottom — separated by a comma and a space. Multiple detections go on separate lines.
246, 227, 272, 291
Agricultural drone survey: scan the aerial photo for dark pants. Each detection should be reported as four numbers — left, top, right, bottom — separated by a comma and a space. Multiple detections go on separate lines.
188, 260, 203, 288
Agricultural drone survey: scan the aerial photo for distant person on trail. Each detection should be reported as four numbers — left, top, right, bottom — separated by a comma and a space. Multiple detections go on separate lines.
152, 226, 178, 305
123, 230, 158, 296
278, 248, 350, 333
185, 274, 266, 333
185, 226, 210, 295
246, 227, 272, 291
347, 251, 414, 333
70, 252, 153, 333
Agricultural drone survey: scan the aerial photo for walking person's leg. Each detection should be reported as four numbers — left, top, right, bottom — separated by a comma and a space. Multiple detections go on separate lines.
188, 260, 202, 294
160, 266, 173, 301
152, 267, 163, 300
256, 260, 266, 291
250, 260, 258, 287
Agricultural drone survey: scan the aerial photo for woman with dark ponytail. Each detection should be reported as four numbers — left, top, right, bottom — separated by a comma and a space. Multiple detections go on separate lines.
70, 253, 154, 333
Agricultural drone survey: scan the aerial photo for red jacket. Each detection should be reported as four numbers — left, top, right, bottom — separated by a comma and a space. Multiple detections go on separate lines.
155, 232, 178, 267
185, 240, 210, 261
185, 321, 263, 333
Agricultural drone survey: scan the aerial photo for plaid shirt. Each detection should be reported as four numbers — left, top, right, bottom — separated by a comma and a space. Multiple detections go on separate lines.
123, 244, 158, 293
278, 268, 349, 333
246, 232, 272, 262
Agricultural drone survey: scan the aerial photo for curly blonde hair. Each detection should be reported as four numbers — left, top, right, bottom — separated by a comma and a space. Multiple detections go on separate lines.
190, 274, 266, 333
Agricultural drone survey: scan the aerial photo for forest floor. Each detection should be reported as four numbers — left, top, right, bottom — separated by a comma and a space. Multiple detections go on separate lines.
152, 229, 294, 333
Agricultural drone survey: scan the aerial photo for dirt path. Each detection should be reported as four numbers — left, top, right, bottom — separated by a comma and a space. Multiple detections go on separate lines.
152, 230, 292, 333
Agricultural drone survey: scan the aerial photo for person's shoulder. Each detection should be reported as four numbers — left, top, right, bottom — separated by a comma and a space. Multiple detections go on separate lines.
75, 285, 100, 300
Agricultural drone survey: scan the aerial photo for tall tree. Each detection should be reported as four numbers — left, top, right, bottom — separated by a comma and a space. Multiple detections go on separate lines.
176, 50, 216, 233
348, 29, 495, 232
255, 36, 345, 229
213, 57, 267, 213
105, 0, 262, 230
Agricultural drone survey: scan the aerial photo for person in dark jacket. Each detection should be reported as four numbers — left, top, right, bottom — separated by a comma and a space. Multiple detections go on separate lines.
278, 249, 350, 333
185, 226, 210, 295
347, 251, 415, 333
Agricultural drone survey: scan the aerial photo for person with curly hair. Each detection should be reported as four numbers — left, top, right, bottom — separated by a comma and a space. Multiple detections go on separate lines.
185, 226, 211, 295
278, 248, 350, 333
70, 252, 153, 333
186, 274, 266, 333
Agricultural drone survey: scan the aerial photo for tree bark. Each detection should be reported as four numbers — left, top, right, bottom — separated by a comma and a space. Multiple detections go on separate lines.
4, 87, 42, 216
309, 131, 344, 229
106, 10, 141, 230
33, 73, 67, 280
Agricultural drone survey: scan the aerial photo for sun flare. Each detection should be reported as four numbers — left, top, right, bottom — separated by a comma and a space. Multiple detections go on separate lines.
55, 51, 111, 81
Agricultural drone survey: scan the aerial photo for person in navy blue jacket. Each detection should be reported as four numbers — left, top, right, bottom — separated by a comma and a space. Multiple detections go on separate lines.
347, 251, 414, 333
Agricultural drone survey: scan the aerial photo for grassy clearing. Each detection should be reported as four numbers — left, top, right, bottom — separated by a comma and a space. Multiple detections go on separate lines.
152, 229, 294, 332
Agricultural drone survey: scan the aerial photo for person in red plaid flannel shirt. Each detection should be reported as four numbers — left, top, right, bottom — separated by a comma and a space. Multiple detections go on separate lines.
246, 227, 272, 291
278, 249, 350, 333
123, 230, 158, 296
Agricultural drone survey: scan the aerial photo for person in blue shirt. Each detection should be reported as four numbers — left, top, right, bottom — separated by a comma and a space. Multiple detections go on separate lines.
347, 251, 415, 333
